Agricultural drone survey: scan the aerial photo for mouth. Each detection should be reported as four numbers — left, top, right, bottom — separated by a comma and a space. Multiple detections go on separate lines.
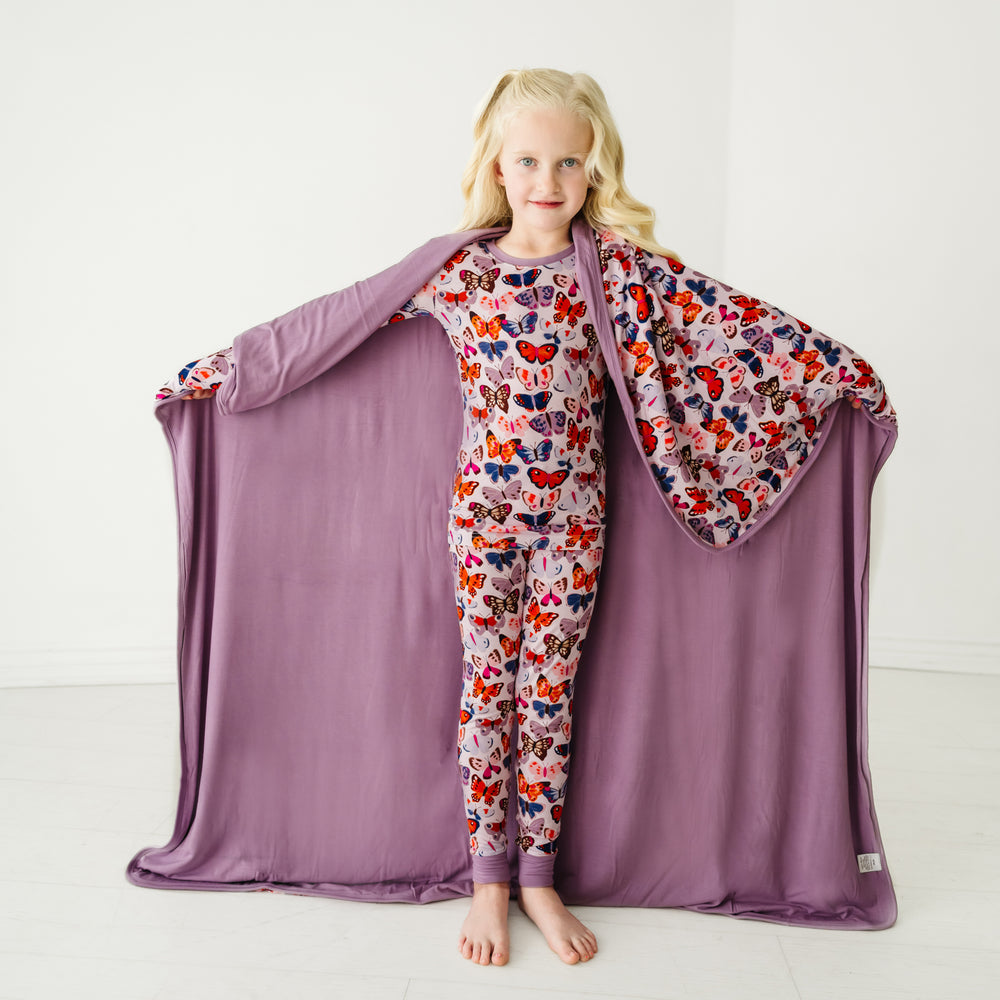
531, 201, 563, 209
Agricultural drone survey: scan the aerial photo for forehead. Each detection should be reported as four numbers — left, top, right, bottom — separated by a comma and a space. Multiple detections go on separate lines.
502, 107, 592, 151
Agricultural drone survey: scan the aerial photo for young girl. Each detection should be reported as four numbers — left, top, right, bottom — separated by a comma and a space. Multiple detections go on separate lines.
157, 67, 866, 967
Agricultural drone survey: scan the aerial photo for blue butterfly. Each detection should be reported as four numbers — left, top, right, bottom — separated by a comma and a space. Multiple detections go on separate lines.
686, 278, 717, 306
485, 549, 518, 570
566, 591, 596, 614
734, 349, 764, 377
514, 440, 552, 464
813, 338, 841, 365
533, 700, 563, 718
519, 799, 544, 818
720, 405, 748, 433
684, 393, 714, 420
478, 340, 509, 361
652, 464, 676, 492
500, 312, 539, 338
484, 461, 518, 483
514, 391, 552, 411
503, 268, 542, 287
772, 324, 806, 352
757, 468, 782, 493
514, 511, 555, 528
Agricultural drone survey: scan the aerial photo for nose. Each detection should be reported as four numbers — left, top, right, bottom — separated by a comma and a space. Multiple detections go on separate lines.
536, 165, 561, 193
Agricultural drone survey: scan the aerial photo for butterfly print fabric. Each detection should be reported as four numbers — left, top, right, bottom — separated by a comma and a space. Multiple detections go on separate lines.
384, 238, 609, 553
594, 233, 895, 547
450, 541, 603, 885
386, 240, 610, 882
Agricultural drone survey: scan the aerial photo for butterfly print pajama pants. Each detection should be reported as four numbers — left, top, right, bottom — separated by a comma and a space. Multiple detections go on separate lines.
448, 532, 605, 888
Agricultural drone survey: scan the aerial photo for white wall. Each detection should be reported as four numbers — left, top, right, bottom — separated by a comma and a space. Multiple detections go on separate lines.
2, 0, 994, 684
723, 0, 999, 673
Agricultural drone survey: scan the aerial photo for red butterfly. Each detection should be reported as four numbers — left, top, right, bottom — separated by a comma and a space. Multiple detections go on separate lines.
723, 488, 752, 520
567, 418, 591, 453
664, 256, 685, 274
470, 774, 502, 805
566, 524, 601, 548
694, 365, 724, 401
554, 292, 587, 327
517, 340, 557, 364
442, 250, 470, 273
685, 487, 716, 515
635, 418, 658, 456
528, 467, 569, 489
729, 294, 770, 326
627, 282, 653, 322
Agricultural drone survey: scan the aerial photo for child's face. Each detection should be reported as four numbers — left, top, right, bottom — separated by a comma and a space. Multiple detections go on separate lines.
493, 107, 593, 246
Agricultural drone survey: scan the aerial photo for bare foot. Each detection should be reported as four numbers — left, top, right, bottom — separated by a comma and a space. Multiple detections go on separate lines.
458, 880, 510, 966
517, 885, 598, 964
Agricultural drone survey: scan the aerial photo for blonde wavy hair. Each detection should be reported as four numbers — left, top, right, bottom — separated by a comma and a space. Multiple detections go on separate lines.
457, 67, 680, 261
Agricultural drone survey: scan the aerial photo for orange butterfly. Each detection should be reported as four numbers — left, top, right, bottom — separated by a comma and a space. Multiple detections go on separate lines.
524, 596, 558, 634
624, 339, 655, 375
702, 417, 734, 452
572, 563, 599, 591
459, 355, 481, 384
536, 674, 571, 702
470, 311, 505, 340
517, 771, 550, 802
486, 429, 520, 462
790, 347, 825, 382
459, 564, 486, 596
666, 289, 703, 326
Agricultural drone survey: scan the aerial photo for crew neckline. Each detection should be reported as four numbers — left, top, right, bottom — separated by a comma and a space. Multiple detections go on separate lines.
485, 239, 575, 266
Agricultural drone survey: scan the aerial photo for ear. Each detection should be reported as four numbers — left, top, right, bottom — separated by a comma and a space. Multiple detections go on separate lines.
493, 160, 505, 186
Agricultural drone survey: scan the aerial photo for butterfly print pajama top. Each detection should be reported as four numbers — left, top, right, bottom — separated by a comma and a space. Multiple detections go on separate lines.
382, 238, 609, 552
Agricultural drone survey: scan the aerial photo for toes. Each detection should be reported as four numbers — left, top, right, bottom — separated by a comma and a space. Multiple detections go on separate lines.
561, 944, 581, 964
491, 947, 508, 966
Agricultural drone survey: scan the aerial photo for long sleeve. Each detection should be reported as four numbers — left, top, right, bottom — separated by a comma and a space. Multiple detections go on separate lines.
155, 345, 235, 401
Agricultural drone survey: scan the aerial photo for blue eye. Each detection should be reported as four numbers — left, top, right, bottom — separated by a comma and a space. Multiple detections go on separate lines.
563, 158, 578, 167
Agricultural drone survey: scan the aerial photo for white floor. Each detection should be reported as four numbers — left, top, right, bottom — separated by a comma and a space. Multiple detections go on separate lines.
1, 668, 998, 1000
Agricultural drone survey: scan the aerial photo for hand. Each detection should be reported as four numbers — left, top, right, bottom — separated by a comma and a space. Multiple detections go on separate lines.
182, 387, 217, 401
850, 398, 862, 409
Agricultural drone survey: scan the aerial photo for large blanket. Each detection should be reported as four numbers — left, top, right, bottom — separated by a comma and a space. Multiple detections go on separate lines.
126, 216, 899, 929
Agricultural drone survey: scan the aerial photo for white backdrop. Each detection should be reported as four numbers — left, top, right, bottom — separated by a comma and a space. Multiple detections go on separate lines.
2, 0, 996, 684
